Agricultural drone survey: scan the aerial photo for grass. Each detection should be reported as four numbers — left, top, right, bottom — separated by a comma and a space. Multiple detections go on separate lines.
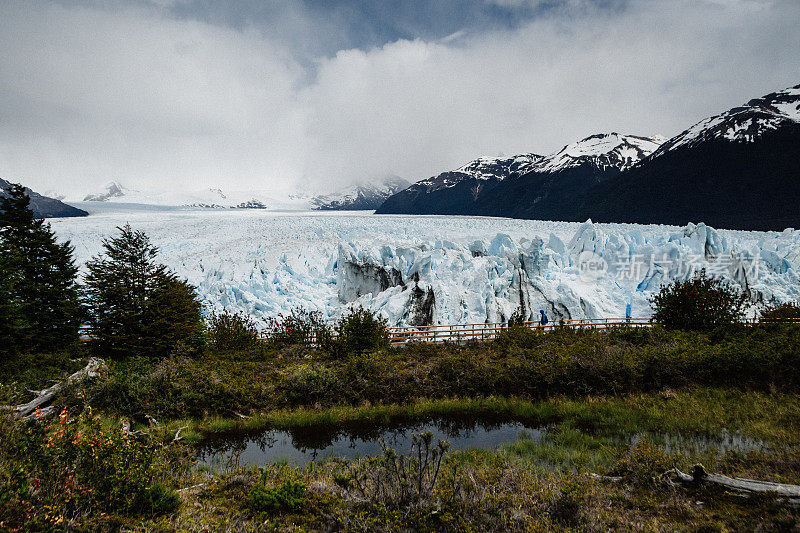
3, 325, 800, 530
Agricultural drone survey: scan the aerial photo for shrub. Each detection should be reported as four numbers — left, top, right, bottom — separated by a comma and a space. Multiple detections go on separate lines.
548, 479, 588, 527
760, 300, 800, 321
494, 323, 542, 353
610, 438, 672, 486
279, 365, 341, 406
0, 408, 181, 529
83, 224, 205, 359
338, 431, 451, 511
265, 308, 331, 348
207, 310, 261, 351
248, 480, 307, 513
328, 307, 390, 357
650, 271, 748, 331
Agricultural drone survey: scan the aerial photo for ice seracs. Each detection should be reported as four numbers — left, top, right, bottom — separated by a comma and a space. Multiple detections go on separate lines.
50, 209, 800, 328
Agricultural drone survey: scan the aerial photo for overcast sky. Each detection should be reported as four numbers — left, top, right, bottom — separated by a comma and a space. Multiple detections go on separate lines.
1, 0, 798, 197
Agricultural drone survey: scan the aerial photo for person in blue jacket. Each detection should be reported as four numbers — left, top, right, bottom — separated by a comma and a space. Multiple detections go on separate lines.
539, 309, 548, 327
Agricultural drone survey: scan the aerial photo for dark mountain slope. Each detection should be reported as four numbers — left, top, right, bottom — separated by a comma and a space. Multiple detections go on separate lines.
0, 179, 88, 218
579, 125, 800, 230
579, 85, 800, 231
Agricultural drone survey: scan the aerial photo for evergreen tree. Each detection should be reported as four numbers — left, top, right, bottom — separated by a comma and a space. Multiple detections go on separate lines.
0, 184, 81, 351
83, 224, 203, 358
0, 245, 26, 354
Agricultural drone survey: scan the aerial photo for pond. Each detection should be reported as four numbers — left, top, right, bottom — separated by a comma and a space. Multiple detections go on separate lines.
197, 416, 545, 467
196, 415, 767, 468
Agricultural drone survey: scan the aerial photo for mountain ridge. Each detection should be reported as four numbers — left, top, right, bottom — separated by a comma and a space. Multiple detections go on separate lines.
378, 82, 800, 230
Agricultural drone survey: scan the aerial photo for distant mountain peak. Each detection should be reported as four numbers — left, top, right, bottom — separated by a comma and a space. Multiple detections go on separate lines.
312, 175, 411, 211
653, 84, 800, 157
83, 181, 131, 202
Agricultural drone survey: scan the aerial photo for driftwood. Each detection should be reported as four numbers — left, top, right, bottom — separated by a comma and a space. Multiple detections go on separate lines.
7, 358, 104, 420
665, 464, 800, 507
587, 473, 623, 483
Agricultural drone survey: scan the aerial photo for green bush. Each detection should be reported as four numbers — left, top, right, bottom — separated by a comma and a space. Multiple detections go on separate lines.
248, 480, 307, 513
207, 310, 261, 352
279, 365, 341, 406
650, 271, 748, 331
328, 307, 390, 357
89, 355, 273, 420
0, 409, 180, 529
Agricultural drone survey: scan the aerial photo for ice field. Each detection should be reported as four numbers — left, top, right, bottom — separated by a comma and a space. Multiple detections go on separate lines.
50, 203, 800, 327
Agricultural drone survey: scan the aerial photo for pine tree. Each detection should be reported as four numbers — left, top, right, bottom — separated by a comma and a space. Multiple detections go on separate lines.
0, 184, 81, 352
83, 224, 203, 358
0, 245, 26, 354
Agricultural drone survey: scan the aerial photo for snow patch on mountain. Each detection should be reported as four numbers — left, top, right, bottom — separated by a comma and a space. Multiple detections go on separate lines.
404, 132, 665, 197
455, 154, 543, 180
536, 133, 666, 173
416, 153, 543, 192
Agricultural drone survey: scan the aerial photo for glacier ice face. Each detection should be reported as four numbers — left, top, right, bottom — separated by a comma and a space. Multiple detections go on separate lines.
50, 206, 800, 327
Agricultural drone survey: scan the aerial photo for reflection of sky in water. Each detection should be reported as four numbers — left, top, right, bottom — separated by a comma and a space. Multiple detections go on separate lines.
198, 417, 767, 469
200, 420, 543, 467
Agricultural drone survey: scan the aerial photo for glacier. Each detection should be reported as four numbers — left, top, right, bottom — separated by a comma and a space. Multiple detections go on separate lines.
50, 204, 800, 327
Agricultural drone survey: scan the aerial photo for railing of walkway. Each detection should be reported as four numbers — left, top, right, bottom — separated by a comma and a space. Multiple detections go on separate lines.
80, 317, 800, 346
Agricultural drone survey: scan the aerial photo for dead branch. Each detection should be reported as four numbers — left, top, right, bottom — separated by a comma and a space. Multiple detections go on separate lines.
664, 464, 800, 507
7, 358, 104, 420
173, 425, 189, 443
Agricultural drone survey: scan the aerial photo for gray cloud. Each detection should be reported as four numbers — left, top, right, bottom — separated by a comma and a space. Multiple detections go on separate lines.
0, 0, 798, 197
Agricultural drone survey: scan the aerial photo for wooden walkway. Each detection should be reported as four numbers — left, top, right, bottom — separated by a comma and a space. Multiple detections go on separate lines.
81, 317, 800, 346
385, 318, 651, 345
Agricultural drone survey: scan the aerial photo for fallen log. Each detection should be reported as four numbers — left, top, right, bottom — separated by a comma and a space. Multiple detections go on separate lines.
8, 358, 104, 420
665, 464, 800, 506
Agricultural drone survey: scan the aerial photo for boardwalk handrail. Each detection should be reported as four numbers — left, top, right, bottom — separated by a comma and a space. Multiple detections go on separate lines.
81, 317, 800, 346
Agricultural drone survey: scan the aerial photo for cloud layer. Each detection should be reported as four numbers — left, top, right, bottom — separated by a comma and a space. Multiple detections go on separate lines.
1, 0, 798, 197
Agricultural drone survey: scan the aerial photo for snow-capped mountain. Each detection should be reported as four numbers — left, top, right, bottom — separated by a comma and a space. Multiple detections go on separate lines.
1, 178, 87, 218
376, 133, 663, 216
581, 83, 800, 230
83, 181, 129, 202
312, 176, 410, 211
652, 84, 800, 156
